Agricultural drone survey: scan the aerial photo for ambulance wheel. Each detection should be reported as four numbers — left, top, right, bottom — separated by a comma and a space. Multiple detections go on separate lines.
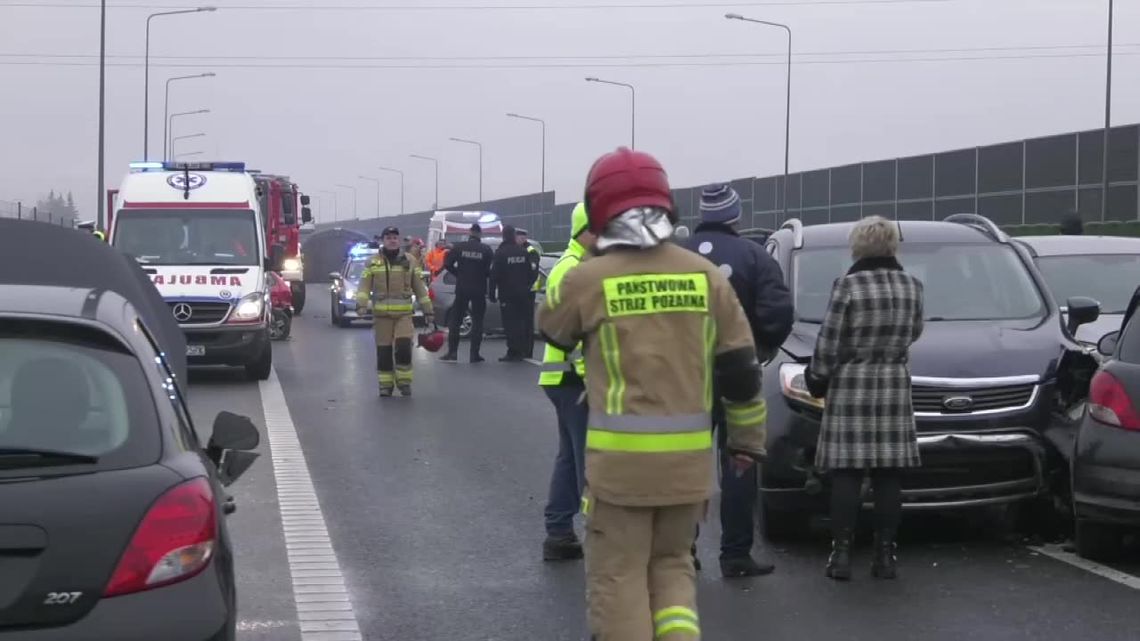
245, 340, 273, 381
291, 282, 306, 315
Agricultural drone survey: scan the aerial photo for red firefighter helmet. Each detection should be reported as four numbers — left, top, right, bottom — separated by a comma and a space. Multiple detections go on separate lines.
417, 330, 446, 352
584, 147, 674, 235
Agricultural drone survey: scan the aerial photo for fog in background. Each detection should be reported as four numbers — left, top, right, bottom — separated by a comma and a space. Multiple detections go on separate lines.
1, 0, 1137, 220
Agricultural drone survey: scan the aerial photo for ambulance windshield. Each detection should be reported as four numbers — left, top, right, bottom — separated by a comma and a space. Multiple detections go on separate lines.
114, 209, 260, 267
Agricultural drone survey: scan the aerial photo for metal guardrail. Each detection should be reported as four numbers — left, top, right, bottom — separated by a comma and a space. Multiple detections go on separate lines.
0, 200, 76, 227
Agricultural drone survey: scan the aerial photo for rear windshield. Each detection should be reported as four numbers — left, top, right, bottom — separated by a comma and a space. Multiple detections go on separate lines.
1035, 254, 1140, 315
794, 243, 1045, 322
0, 337, 160, 475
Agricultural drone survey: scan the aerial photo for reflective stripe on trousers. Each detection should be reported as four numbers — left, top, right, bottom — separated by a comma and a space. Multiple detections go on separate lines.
654, 606, 700, 639
586, 412, 712, 453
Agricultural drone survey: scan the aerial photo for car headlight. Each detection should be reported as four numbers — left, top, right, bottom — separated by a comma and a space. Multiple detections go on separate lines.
779, 362, 825, 410
283, 258, 302, 272
231, 292, 265, 322
342, 285, 356, 300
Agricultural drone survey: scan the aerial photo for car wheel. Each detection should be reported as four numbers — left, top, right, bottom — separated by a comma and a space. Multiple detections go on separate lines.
269, 309, 290, 340
245, 340, 273, 381
291, 282, 306, 315
1075, 518, 1124, 561
330, 297, 340, 326
459, 314, 473, 338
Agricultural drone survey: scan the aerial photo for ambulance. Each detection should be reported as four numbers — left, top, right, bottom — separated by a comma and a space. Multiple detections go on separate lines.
427, 210, 503, 247
108, 161, 276, 380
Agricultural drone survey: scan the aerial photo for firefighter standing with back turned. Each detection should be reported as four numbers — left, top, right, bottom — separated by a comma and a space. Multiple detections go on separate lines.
491, 224, 539, 362
441, 223, 494, 363
355, 226, 434, 397
540, 148, 769, 641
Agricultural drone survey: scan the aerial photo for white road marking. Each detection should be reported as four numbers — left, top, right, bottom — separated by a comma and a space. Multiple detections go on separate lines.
524, 358, 543, 366
260, 370, 364, 641
1033, 544, 1140, 591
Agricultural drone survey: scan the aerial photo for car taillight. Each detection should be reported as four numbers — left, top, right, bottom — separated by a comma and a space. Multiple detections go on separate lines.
1088, 370, 1140, 431
428, 287, 435, 301
105, 477, 217, 598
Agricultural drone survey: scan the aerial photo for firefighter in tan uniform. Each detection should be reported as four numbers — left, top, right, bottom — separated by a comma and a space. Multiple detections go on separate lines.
540, 148, 768, 641
356, 226, 434, 397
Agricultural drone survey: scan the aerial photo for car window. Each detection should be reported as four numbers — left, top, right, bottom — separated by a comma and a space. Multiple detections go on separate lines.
1035, 254, 1140, 314
346, 258, 369, 280
0, 336, 161, 473
794, 242, 1045, 322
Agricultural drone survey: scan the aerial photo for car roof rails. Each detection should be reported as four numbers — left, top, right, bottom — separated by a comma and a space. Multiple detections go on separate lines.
780, 219, 804, 249
943, 213, 1010, 244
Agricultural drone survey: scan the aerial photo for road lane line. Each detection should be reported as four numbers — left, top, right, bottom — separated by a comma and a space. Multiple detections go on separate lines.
1033, 544, 1140, 590
524, 358, 542, 366
260, 370, 364, 641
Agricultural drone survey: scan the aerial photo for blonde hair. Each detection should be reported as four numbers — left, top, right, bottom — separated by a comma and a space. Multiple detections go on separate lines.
849, 215, 899, 259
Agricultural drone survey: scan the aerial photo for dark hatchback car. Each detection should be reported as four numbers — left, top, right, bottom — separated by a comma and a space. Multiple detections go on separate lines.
758, 214, 1099, 539
0, 285, 259, 640
1071, 292, 1140, 560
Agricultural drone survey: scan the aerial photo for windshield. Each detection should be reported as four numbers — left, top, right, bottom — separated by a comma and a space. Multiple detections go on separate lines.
794, 243, 1045, 322
1035, 254, 1140, 314
0, 336, 160, 473
114, 209, 260, 266
346, 258, 370, 280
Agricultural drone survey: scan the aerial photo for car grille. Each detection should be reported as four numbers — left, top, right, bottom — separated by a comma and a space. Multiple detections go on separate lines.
169, 301, 231, 325
912, 383, 1036, 415
901, 446, 1036, 492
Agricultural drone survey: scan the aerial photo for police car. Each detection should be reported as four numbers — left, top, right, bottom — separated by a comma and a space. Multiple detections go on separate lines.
329, 242, 425, 328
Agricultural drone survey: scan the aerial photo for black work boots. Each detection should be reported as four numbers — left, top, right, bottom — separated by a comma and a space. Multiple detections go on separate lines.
871, 531, 899, 579
542, 533, 583, 561
826, 529, 900, 580
825, 529, 853, 581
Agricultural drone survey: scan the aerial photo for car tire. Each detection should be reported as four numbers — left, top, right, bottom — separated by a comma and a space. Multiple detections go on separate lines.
1074, 518, 1124, 561
245, 340, 273, 381
291, 282, 306, 315
459, 314, 473, 339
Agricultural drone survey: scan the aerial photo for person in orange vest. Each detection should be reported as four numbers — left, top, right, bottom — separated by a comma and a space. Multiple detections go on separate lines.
424, 238, 448, 278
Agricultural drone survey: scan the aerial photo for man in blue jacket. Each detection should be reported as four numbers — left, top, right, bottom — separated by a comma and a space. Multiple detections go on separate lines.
684, 183, 794, 578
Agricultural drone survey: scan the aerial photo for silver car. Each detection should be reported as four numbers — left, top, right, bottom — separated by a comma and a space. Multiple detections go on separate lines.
329, 251, 425, 329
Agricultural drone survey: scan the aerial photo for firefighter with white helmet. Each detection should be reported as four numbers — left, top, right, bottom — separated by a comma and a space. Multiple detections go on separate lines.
539, 148, 769, 640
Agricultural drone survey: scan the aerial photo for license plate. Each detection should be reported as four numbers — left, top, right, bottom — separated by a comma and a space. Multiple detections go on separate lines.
186, 345, 205, 357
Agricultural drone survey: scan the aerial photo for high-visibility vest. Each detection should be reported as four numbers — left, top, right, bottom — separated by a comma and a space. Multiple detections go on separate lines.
539, 241, 587, 387
527, 245, 544, 293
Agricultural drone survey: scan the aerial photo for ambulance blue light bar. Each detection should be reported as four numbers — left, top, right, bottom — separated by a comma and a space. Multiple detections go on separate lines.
128, 161, 247, 173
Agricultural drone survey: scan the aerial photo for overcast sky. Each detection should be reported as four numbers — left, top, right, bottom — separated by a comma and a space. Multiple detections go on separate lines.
1, 0, 1137, 221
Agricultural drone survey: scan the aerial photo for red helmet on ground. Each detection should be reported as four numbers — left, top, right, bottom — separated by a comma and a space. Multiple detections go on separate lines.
417, 330, 446, 352
585, 147, 674, 235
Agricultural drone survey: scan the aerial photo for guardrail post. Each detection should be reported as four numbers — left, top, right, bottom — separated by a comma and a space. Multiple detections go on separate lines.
16, 201, 21, 220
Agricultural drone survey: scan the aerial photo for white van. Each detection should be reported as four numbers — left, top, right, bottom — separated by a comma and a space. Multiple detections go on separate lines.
108, 161, 275, 380
427, 211, 504, 247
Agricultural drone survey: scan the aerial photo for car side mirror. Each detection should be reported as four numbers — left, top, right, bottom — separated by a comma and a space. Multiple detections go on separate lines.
328, 271, 342, 282
300, 194, 311, 206
207, 411, 260, 453
1066, 296, 1101, 335
1098, 330, 1121, 357
301, 207, 313, 224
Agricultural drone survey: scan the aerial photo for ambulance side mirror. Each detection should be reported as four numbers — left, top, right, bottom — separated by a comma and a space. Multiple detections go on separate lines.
301, 207, 313, 224
300, 194, 311, 206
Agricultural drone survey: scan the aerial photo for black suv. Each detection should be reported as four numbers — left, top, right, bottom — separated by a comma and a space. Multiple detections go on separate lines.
758, 214, 1100, 539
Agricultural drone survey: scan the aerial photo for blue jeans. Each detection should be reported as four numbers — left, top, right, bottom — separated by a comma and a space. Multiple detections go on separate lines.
543, 384, 588, 537
694, 402, 758, 559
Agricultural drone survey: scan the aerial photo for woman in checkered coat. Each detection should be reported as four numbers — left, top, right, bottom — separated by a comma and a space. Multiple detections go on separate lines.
804, 216, 924, 582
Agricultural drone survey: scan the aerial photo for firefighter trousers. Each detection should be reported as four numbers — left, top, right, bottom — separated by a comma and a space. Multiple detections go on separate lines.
374, 314, 415, 389
584, 496, 704, 641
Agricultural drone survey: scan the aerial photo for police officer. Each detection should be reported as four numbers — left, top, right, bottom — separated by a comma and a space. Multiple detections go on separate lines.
540, 148, 768, 641
538, 203, 593, 561
355, 226, 434, 396
491, 224, 538, 362
518, 228, 541, 359
441, 223, 494, 363
684, 183, 794, 578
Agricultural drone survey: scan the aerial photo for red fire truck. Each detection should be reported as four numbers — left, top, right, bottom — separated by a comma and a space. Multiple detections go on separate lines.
252, 173, 312, 313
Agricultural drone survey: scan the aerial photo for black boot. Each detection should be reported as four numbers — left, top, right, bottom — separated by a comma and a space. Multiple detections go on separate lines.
826, 529, 853, 581
542, 533, 583, 561
871, 530, 898, 579
720, 555, 775, 578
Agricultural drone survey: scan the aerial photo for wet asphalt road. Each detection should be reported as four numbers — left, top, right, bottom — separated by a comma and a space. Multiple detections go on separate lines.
193, 285, 1140, 641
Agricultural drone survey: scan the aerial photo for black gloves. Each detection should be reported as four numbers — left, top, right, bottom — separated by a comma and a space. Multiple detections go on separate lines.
803, 366, 829, 399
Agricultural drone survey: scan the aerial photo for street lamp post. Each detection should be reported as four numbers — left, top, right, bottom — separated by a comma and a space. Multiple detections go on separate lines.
163, 72, 215, 161
166, 109, 209, 161
144, 7, 215, 160
359, 176, 381, 218
318, 189, 338, 222
585, 77, 636, 149
449, 137, 484, 202
171, 132, 206, 159
1103, 0, 1115, 220
97, 0, 106, 229
726, 12, 793, 218
378, 166, 405, 215
410, 154, 440, 210
506, 113, 546, 212
336, 184, 358, 219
